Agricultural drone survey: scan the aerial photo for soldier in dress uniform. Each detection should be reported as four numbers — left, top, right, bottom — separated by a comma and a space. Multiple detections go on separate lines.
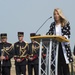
0, 34, 1, 75
0, 34, 1, 42
0, 33, 14, 75
73, 45, 75, 55
14, 32, 28, 75
28, 33, 39, 75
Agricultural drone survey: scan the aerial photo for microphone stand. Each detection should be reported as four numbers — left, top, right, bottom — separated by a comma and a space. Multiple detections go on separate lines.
36, 16, 52, 34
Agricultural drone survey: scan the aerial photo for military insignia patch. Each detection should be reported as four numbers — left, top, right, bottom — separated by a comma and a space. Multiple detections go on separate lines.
16, 45, 19, 47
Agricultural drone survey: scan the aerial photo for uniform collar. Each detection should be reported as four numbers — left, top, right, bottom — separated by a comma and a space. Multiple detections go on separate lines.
19, 40, 24, 43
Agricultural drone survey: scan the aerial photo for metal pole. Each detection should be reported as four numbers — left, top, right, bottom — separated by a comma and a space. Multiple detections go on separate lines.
48, 39, 52, 75
45, 47, 48, 75
39, 39, 42, 75
55, 42, 59, 75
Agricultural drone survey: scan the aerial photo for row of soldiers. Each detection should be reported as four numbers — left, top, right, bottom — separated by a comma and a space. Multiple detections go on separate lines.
0, 32, 46, 75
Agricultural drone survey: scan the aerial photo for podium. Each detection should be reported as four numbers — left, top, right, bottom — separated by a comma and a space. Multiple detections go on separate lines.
30, 35, 69, 75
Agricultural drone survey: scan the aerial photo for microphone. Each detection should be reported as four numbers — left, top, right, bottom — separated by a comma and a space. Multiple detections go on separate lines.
36, 16, 52, 34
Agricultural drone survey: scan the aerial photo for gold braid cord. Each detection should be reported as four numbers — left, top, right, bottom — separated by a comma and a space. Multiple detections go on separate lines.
19, 42, 28, 57
2, 44, 13, 55
29, 41, 40, 57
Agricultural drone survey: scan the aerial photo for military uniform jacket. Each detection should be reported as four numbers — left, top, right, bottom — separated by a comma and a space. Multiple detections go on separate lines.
46, 22, 73, 64
14, 41, 28, 65
28, 42, 39, 64
0, 42, 14, 67
73, 46, 75, 55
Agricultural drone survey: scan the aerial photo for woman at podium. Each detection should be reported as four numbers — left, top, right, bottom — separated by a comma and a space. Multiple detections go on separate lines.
46, 8, 73, 75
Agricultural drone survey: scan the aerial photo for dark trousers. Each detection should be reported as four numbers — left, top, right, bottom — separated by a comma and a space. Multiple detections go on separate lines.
58, 43, 70, 75
28, 64, 38, 75
15, 65, 26, 75
0, 66, 1, 75
2, 66, 11, 75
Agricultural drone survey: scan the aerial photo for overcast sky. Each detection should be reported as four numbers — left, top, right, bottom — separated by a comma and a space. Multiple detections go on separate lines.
0, 0, 75, 51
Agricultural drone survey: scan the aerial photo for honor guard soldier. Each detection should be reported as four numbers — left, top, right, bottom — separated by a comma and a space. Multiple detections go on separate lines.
0, 33, 14, 75
14, 32, 28, 75
28, 33, 40, 75
0, 34, 1, 74
73, 45, 75, 55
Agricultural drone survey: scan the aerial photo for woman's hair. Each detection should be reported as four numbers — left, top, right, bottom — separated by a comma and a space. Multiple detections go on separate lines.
54, 8, 68, 27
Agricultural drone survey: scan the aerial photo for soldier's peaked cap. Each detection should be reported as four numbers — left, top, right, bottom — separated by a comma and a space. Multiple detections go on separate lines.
30, 33, 36, 37
1, 33, 7, 38
18, 32, 24, 36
